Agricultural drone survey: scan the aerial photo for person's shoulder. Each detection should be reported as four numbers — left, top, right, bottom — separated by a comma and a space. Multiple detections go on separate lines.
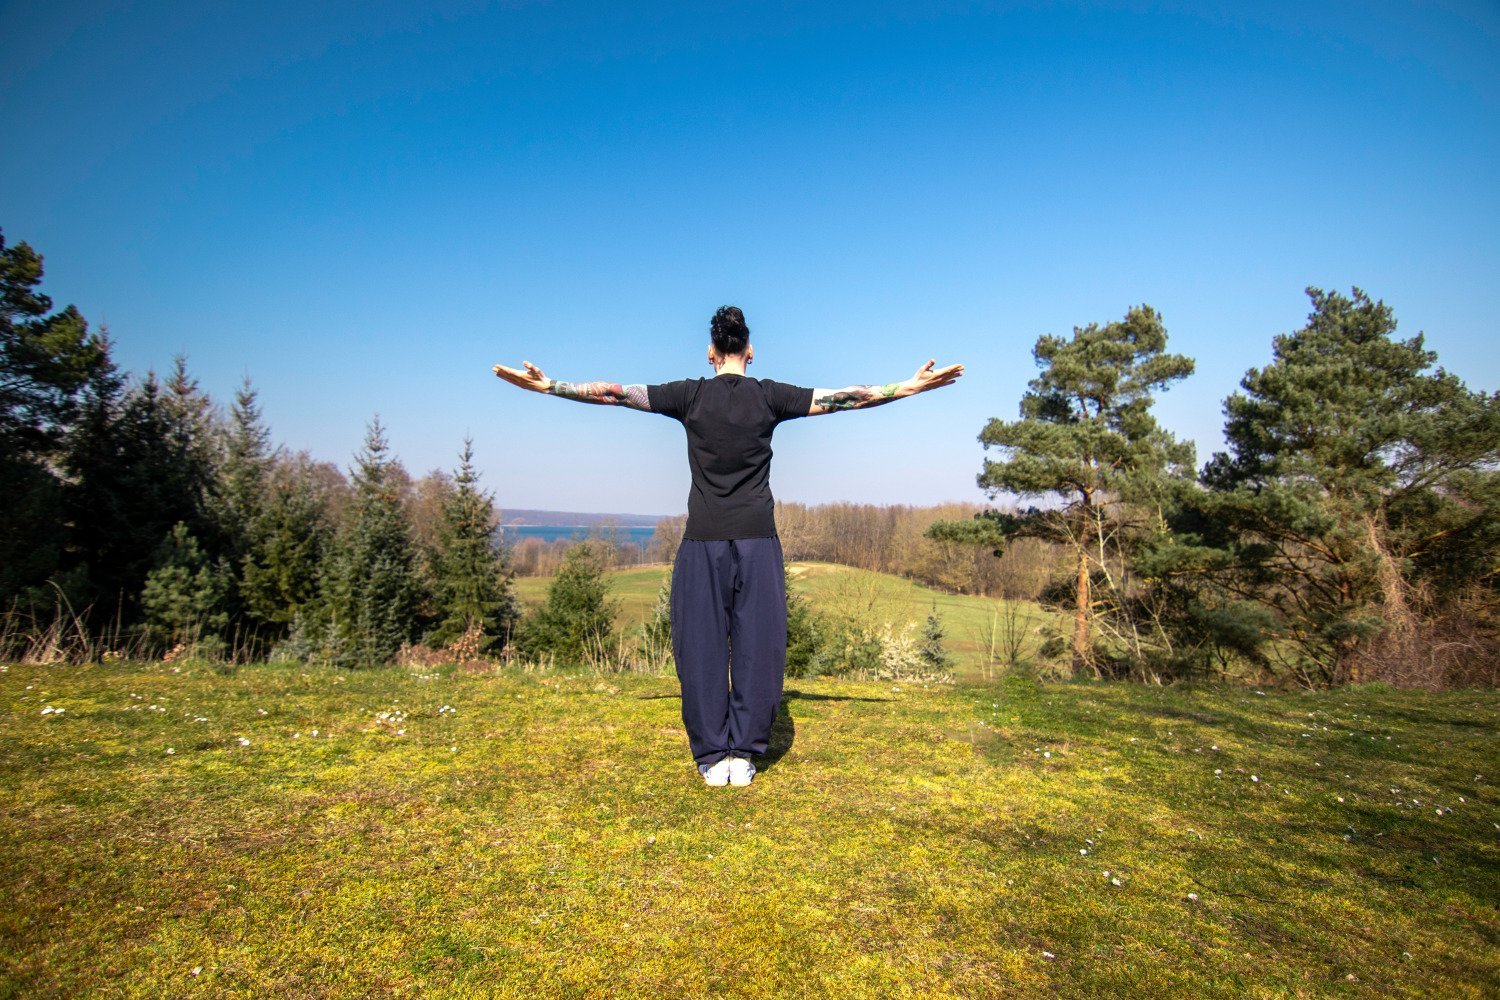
756, 376, 812, 393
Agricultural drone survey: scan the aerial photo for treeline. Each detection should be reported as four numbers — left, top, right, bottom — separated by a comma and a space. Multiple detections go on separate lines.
931, 292, 1499, 689
2, 228, 577, 667
646, 503, 1056, 599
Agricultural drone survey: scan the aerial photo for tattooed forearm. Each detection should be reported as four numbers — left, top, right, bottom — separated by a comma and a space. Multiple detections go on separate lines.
812, 382, 904, 413
546, 381, 651, 411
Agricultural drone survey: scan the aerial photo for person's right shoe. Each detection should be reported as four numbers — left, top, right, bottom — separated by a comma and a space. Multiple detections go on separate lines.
698, 757, 732, 787
727, 756, 756, 786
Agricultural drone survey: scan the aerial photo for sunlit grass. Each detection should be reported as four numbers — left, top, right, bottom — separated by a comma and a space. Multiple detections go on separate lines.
2, 659, 1495, 997
514, 560, 1063, 680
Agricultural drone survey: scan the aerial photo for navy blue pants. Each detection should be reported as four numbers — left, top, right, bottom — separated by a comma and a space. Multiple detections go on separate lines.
671, 535, 787, 767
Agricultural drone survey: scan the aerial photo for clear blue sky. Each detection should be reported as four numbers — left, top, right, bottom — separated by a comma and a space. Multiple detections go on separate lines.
3, 1, 1496, 516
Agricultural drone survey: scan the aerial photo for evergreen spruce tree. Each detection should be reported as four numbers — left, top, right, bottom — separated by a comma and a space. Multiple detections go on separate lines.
218, 378, 273, 559
784, 565, 826, 678
428, 438, 520, 652
321, 417, 424, 667
516, 539, 620, 666
60, 369, 222, 623
141, 522, 231, 651
241, 455, 333, 639
918, 601, 953, 672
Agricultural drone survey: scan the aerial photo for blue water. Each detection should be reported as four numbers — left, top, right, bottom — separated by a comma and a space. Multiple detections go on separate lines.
504, 525, 659, 547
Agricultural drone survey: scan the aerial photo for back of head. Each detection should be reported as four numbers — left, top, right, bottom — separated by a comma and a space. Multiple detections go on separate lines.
711, 305, 750, 356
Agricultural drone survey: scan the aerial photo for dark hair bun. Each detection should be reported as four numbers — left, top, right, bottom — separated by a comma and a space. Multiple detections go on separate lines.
711, 305, 750, 356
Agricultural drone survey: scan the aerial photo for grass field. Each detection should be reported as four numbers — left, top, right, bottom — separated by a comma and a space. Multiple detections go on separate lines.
514, 561, 1062, 681
3, 657, 1495, 997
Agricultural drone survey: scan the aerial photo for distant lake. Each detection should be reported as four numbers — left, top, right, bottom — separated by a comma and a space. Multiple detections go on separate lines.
503, 525, 659, 548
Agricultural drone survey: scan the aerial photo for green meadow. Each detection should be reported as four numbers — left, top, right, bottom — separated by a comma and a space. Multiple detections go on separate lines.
514, 560, 1062, 680
3, 650, 1495, 997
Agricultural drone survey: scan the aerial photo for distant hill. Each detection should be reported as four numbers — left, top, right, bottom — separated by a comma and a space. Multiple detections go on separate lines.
495, 508, 674, 528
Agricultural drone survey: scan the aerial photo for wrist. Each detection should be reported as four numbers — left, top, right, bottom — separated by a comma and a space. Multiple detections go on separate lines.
899, 379, 919, 397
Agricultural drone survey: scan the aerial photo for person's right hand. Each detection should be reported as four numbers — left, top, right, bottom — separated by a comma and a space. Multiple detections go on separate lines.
492, 360, 553, 392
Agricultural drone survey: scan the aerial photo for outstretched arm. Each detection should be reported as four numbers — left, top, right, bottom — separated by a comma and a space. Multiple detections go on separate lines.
808, 359, 964, 415
492, 361, 651, 412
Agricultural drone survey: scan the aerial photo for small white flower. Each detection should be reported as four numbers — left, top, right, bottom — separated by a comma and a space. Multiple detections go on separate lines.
1337, 796, 1344, 803
190, 966, 201, 976
1214, 769, 1223, 776
1186, 892, 1198, 901
1044, 751, 1051, 759
449, 746, 457, 752
165, 747, 175, 754
397, 728, 405, 735
1110, 877, 1122, 886
1080, 848, 1088, 855
40, 705, 54, 715
311, 729, 319, 736
1251, 775, 1259, 783
237, 737, 250, 746
293, 733, 300, 739
1042, 951, 1055, 960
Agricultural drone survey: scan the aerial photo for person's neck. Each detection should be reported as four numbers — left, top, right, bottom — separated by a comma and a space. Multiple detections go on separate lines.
712, 357, 750, 377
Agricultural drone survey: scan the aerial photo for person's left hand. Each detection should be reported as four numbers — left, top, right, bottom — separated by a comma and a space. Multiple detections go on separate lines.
907, 358, 964, 394
492, 360, 553, 392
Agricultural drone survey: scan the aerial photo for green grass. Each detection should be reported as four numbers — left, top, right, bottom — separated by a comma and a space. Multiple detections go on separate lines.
2, 659, 1495, 997
515, 561, 1062, 680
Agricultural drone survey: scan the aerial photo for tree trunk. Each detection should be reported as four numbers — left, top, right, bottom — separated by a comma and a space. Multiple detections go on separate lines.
1072, 541, 1092, 677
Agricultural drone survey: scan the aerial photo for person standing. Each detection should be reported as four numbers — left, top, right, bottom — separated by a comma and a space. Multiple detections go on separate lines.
493, 306, 963, 786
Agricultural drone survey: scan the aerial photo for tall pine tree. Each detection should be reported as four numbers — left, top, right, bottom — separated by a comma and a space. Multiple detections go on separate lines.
0, 229, 113, 611
1194, 288, 1500, 683
965, 305, 1194, 676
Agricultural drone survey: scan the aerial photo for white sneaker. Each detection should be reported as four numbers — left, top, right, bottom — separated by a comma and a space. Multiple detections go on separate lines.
698, 758, 732, 786
727, 756, 756, 786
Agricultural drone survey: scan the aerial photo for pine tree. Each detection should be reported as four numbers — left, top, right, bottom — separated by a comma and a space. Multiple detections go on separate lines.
964, 305, 1195, 676
321, 417, 424, 667
428, 437, 520, 652
1, 229, 113, 610
1191, 288, 1500, 683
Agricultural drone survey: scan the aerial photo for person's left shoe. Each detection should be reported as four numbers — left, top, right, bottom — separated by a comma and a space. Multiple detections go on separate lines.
727, 756, 756, 786
698, 758, 732, 787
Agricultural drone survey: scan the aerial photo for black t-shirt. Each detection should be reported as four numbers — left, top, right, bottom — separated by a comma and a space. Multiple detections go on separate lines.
647, 374, 815, 540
